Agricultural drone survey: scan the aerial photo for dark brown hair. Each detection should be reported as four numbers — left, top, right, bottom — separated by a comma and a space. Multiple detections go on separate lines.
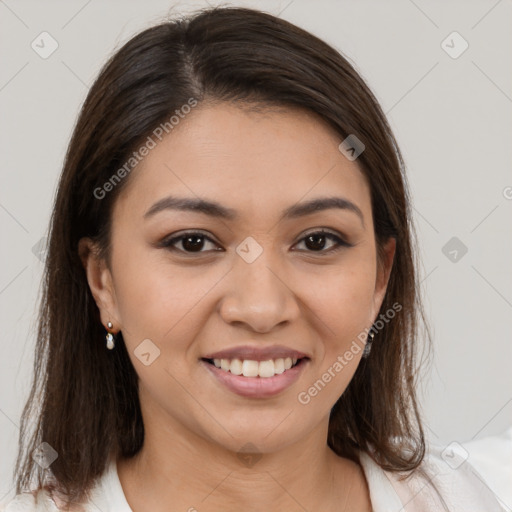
14, 5, 430, 505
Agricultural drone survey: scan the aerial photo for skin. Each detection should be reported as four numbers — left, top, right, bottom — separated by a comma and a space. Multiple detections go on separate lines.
80, 102, 395, 512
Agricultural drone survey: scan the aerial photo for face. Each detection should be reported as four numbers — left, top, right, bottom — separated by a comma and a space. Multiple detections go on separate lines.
81, 103, 395, 456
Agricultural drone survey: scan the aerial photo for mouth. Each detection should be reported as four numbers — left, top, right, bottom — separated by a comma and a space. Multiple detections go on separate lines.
202, 356, 307, 378
201, 356, 310, 398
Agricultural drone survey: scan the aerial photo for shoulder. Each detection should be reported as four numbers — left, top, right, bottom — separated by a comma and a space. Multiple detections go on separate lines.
403, 444, 507, 510
0, 490, 60, 512
1, 457, 130, 512
359, 429, 512, 511
0, 483, 97, 512
461, 425, 512, 505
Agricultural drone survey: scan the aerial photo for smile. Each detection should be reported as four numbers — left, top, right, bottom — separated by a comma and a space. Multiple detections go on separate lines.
208, 357, 300, 378
202, 357, 309, 398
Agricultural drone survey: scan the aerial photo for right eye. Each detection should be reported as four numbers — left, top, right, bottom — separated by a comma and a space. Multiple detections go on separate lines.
160, 231, 223, 254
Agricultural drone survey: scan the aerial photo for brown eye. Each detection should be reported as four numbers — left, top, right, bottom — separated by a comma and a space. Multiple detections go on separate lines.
181, 234, 207, 252
160, 229, 351, 256
294, 230, 352, 253
161, 232, 221, 254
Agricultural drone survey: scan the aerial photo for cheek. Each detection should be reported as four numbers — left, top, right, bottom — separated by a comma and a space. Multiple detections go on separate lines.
110, 242, 198, 344
303, 257, 377, 340
295, 267, 375, 409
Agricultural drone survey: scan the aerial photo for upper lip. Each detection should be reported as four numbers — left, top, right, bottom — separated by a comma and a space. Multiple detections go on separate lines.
203, 345, 310, 362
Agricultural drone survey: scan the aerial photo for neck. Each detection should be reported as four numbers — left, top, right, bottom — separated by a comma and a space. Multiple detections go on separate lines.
117, 418, 369, 512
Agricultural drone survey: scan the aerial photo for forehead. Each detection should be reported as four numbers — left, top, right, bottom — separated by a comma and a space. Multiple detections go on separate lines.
114, 103, 371, 225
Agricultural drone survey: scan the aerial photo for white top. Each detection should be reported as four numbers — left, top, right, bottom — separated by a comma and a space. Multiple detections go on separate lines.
2, 439, 510, 512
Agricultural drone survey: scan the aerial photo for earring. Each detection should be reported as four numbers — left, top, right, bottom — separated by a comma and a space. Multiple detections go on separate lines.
362, 330, 375, 358
106, 321, 115, 350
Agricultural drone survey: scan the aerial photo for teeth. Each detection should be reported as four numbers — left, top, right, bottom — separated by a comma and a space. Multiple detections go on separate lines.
274, 358, 285, 374
258, 360, 275, 378
210, 357, 301, 377
230, 358, 243, 376
242, 360, 259, 377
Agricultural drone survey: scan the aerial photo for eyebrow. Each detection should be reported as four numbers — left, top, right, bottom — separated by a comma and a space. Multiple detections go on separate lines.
144, 195, 364, 226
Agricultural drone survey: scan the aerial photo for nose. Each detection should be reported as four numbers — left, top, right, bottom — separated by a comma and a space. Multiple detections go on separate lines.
218, 251, 301, 333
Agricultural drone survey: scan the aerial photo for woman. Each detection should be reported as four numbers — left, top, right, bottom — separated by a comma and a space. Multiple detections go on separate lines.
2, 6, 505, 511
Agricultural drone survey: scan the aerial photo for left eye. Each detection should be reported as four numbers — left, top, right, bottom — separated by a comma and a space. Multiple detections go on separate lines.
161, 230, 351, 255
293, 230, 351, 253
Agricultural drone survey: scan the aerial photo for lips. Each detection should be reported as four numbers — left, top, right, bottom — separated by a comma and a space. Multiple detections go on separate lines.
202, 358, 308, 398
201, 345, 310, 398
203, 345, 309, 361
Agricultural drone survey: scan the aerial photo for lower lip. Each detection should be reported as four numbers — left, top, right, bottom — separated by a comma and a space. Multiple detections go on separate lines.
202, 359, 308, 398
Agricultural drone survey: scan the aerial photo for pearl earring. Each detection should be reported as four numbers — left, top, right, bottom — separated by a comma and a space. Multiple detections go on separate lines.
106, 321, 115, 350
362, 330, 375, 358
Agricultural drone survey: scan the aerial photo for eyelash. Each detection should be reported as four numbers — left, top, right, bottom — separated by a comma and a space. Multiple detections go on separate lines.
160, 229, 353, 256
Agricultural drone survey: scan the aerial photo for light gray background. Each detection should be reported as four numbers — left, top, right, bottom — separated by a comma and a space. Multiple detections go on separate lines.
1, 0, 511, 502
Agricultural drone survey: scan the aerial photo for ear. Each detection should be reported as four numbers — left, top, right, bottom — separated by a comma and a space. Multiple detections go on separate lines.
78, 237, 121, 332
370, 237, 396, 321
